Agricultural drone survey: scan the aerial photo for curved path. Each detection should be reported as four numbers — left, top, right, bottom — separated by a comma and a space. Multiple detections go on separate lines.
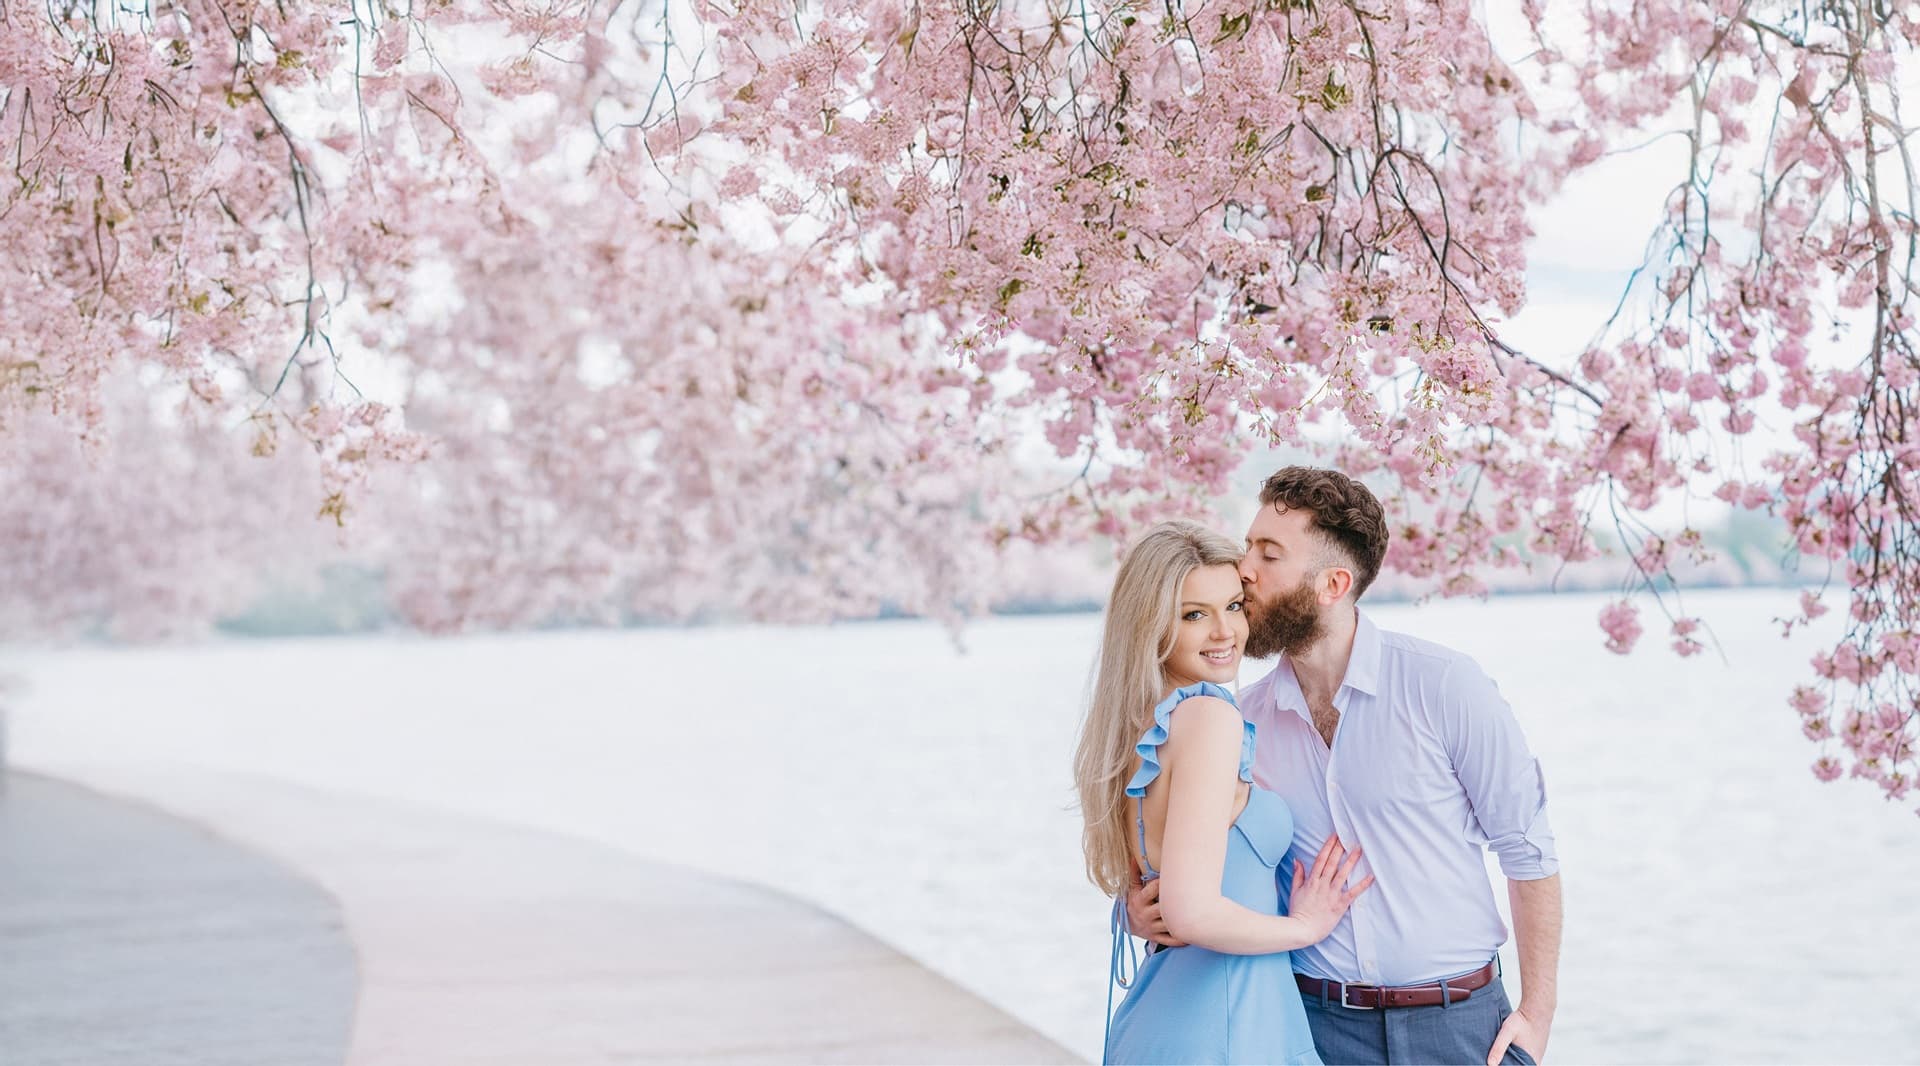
1, 766, 1075, 1065
0, 773, 356, 1066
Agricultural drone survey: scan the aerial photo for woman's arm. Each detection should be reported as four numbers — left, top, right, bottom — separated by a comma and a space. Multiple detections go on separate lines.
1155, 696, 1370, 955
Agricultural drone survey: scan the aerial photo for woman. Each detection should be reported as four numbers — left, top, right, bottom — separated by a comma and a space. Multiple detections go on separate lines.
1075, 521, 1372, 1065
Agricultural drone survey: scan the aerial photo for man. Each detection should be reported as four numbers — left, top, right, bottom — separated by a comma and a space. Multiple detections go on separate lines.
1128, 467, 1561, 1065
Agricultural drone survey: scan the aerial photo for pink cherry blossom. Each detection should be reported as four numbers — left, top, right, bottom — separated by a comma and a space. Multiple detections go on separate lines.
1670, 617, 1705, 659
1789, 686, 1828, 718
1800, 590, 1831, 620
1600, 601, 1643, 656
3, 0, 1919, 812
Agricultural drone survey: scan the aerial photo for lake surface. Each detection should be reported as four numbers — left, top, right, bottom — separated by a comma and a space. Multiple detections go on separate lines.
7, 589, 1918, 1063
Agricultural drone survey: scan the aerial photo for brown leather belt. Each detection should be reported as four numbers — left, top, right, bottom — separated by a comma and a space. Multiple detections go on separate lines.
1295, 960, 1497, 1009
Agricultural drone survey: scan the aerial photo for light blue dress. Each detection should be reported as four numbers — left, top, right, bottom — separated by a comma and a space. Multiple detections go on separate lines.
1104, 683, 1322, 1065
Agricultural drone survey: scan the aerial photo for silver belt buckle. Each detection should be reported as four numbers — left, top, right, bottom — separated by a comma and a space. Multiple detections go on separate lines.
1340, 982, 1380, 1010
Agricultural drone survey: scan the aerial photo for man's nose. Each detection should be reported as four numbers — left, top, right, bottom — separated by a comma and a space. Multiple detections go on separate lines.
1237, 557, 1257, 583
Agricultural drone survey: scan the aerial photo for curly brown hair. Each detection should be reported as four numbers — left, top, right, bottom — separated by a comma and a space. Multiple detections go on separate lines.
1258, 466, 1390, 599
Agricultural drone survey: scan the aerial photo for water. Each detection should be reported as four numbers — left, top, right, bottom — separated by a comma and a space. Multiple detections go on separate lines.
7, 589, 1918, 1063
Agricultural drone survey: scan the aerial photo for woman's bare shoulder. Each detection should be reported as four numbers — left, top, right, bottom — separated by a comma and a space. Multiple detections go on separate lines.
1162, 694, 1244, 746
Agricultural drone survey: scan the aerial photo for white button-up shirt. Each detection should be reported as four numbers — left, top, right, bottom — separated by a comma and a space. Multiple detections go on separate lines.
1243, 611, 1558, 986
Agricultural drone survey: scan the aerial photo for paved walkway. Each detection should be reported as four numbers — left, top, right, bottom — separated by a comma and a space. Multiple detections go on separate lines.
0, 773, 356, 1066
0, 766, 1076, 1064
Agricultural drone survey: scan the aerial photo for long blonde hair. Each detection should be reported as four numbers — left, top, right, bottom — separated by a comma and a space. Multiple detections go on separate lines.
1074, 520, 1244, 897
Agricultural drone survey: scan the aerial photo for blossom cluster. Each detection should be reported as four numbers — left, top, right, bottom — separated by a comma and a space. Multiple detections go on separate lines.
1530, 3, 1920, 808
1, 0, 1020, 631
5, 0, 1919, 812
684, 0, 1920, 809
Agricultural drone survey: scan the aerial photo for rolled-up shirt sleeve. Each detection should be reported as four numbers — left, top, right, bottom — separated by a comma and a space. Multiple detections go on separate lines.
1438, 658, 1559, 880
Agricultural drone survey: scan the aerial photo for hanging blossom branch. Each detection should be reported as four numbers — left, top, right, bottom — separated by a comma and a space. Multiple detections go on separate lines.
0, 0, 437, 510
664, 0, 1920, 810
0, 0, 1044, 633
687, 0, 1575, 552
9, 0, 1920, 808
1525, 0, 1920, 804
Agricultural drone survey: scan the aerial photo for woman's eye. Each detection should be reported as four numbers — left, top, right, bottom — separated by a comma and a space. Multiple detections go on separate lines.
1182, 610, 1205, 621
1228, 600, 1245, 612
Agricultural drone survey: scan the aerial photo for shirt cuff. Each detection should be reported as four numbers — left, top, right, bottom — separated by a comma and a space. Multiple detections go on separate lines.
1490, 806, 1558, 879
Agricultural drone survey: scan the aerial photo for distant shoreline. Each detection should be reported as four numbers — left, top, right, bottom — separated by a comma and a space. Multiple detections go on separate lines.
0, 583, 1820, 647
990, 576, 1819, 618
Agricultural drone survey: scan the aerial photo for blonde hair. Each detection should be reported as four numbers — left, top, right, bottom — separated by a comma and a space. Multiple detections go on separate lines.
1073, 520, 1244, 897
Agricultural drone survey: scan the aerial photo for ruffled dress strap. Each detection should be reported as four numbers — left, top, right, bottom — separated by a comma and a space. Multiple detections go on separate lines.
1124, 681, 1256, 803
1105, 681, 1257, 1063
1124, 681, 1254, 881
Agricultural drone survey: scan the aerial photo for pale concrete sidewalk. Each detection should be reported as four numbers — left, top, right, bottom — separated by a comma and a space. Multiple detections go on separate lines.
9, 766, 1077, 1065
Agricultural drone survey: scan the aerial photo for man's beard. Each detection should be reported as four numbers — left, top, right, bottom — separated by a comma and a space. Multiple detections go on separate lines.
1243, 578, 1326, 659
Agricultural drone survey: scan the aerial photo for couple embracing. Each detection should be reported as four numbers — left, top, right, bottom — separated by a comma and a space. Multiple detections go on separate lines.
1076, 467, 1561, 1065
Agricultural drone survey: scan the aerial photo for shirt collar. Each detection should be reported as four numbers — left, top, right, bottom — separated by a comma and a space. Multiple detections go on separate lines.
1344, 610, 1382, 697
1261, 609, 1382, 722
1263, 657, 1311, 724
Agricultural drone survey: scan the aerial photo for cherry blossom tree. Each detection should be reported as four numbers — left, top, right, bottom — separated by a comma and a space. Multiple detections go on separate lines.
0, 380, 328, 639
1, 0, 1017, 631
1530, 1, 1920, 805
4, 0, 1918, 808
666, 0, 1920, 807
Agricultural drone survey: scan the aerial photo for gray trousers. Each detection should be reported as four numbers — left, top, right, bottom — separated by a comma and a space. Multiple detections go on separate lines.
1299, 976, 1539, 1066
